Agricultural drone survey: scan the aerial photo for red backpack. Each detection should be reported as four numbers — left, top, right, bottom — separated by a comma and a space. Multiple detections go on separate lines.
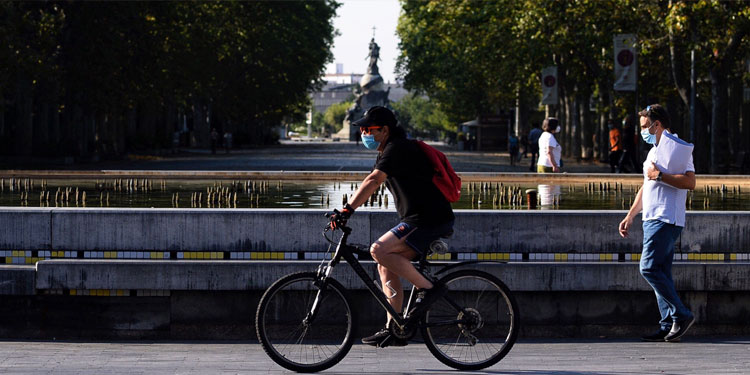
414, 140, 462, 202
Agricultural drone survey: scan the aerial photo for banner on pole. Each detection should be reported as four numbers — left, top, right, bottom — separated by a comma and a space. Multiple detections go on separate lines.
541, 66, 558, 105
614, 34, 637, 91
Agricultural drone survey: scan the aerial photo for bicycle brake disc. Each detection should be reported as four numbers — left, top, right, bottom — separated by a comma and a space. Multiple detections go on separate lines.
457, 308, 484, 332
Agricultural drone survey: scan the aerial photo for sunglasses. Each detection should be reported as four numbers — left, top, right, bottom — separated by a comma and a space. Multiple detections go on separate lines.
361, 126, 383, 135
641, 105, 658, 128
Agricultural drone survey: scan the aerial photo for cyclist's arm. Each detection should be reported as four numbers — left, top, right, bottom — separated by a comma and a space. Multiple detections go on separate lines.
348, 169, 387, 209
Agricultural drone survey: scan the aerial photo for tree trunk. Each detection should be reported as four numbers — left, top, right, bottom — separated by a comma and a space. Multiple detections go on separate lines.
597, 88, 609, 162
563, 94, 574, 157
568, 92, 583, 160
126, 107, 137, 148
191, 99, 209, 148
667, 20, 710, 172
709, 67, 728, 174
50, 98, 61, 155
14, 76, 33, 156
727, 74, 742, 160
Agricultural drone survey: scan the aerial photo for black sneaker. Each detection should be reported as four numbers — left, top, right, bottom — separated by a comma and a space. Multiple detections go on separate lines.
664, 316, 695, 342
641, 329, 671, 342
407, 281, 447, 321
361, 328, 407, 347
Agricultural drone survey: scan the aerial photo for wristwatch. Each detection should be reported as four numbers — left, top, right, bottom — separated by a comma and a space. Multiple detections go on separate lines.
656, 171, 663, 182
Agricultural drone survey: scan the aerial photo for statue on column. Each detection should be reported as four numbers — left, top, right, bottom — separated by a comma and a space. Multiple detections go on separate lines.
341, 37, 391, 141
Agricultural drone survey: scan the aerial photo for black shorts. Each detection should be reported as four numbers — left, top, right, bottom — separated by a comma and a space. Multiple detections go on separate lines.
389, 221, 454, 257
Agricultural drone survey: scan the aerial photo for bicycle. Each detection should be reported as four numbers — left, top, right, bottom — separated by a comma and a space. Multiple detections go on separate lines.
255, 214, 520, 372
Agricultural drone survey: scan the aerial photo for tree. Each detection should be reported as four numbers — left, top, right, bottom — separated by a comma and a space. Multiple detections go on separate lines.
666, 0, 750, 173
324, 101, 351, 134
392, 94, 451, 139
396, 0, 749, 172
0, 1, 339, 158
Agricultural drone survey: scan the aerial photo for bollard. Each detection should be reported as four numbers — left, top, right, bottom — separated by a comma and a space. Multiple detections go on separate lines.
526, 189, 537, 209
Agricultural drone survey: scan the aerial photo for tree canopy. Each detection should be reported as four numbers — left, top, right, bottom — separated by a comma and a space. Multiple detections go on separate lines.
396, 0, 750, 173
0, 1, 339, 158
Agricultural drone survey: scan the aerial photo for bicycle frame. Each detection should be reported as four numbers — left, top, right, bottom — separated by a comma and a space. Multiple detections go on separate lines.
313, 225, 475, 329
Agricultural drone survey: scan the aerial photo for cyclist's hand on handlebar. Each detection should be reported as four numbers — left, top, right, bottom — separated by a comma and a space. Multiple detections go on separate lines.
326, 203, 354, 230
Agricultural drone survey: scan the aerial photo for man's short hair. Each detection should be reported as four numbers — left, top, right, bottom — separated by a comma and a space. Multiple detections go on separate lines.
638, 104, 671, 129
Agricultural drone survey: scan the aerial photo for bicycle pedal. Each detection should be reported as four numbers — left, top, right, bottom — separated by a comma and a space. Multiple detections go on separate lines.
376, 334, 408, 348
376, 334, 394, 348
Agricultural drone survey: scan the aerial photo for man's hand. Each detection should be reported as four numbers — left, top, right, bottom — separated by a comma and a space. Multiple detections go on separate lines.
618, 216, 632, 238
327, 203, 354, 229
646, 162, 660, 180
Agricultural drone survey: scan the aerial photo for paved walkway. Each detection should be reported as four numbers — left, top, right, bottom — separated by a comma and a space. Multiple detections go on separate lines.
1, 338, 748, 374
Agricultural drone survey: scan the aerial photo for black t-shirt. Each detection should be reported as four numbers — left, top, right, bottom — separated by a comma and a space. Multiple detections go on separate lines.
374, 137, 455, 226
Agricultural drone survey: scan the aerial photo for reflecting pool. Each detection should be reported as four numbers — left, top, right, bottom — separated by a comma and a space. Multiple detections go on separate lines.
1, 177, 747, 211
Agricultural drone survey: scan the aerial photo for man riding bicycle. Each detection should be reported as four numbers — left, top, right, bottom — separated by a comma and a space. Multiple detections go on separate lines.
330, 106, 455, 347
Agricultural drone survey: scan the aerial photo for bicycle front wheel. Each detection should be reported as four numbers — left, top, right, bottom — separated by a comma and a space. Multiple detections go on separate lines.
421, 269, 519, 370
256, 272, 356, 373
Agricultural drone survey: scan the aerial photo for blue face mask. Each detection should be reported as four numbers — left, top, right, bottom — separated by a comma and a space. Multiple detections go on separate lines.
361, 134, 380, 150
641, 128, 656, 145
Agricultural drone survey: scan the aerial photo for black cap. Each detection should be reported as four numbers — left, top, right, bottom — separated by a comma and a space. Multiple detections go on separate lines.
639, 104, 671, 128
351, 106, 397, 128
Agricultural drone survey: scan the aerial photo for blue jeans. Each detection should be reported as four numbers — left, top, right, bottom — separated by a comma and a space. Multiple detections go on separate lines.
640, 220, 693, 330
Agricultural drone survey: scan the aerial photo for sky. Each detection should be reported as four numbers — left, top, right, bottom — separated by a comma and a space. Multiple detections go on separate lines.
325, 0, 401, 84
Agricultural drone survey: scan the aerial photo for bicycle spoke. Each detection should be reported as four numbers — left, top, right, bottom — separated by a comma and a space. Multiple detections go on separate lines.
257, 273, 354, 372
421, 270, 519, 370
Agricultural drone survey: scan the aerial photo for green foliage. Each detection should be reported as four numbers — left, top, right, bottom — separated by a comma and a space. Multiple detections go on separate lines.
392, 94, 451, 138
324, 101, 351, 133
0, 0, 339, 155
396, 0, 750, 171
311, 111, 326, 136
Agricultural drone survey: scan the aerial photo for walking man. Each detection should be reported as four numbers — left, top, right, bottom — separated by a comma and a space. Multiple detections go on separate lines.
618, 104, 696, 342
528, 123, 542, 171
329, 106, 455, 347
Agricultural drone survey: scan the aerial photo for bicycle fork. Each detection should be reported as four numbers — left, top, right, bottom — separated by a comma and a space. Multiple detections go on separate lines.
303, 264, 335, 326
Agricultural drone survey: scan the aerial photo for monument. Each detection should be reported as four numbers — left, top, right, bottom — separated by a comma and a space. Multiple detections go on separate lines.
338, 37, 391, 141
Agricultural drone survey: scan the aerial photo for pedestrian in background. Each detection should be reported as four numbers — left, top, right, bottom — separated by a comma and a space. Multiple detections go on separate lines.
528, 123, 542, 171
536, 117, 561, 173
618, 117, 637, 173
608, 120, 622, 173
210, 128, 219, 155
618, 104, 696, 343
223, 131, 232, 154
508, 133, 520, 166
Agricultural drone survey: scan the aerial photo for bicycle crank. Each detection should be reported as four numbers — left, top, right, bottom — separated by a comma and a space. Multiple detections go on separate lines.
389, 322, 418, 341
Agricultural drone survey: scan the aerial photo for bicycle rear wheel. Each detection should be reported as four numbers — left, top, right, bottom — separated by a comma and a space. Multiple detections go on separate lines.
421, 269, 519, 370
256, 272, 355, 373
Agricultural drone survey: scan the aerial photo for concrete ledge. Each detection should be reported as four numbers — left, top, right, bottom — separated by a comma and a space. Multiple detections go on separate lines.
0, 208, 51, 250
34, 260, 750, 292
0, 265, 36, 295
2, 208, 750, 253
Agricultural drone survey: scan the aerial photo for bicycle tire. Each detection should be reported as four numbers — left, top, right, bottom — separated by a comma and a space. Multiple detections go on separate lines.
256, 272, 356, 373
421, 269, 519, 370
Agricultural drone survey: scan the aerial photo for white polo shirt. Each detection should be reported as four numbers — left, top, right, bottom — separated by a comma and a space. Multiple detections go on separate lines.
641, 131, 694, 227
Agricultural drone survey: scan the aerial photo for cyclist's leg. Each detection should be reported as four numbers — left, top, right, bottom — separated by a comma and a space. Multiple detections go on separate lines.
376, 264, 404, 321
370, 231, 433, 294
364, 232, 426, 346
